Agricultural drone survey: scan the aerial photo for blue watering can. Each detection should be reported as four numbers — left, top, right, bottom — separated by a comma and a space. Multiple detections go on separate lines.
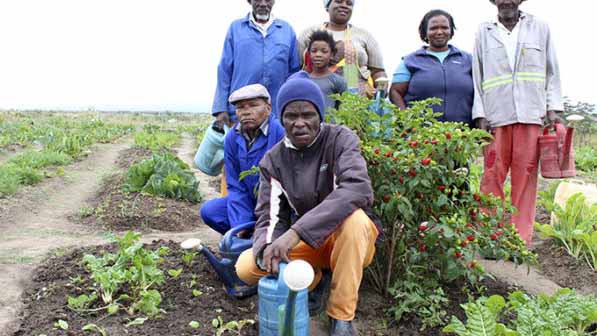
181, 221, 257, 298
259, 260, 314, 336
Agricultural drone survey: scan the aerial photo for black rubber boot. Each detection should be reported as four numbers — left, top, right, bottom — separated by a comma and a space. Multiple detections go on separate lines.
329, 318, 358, 336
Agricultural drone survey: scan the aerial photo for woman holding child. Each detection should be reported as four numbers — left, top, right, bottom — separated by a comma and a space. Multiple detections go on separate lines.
299, 0, 387, 98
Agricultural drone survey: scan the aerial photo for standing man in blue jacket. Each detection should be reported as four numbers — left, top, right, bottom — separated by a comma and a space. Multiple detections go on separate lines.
212, 0, 300, 129
201, 84, 285, 235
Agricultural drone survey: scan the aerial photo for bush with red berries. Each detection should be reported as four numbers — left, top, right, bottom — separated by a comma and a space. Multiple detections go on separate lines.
330, 94, 536, 327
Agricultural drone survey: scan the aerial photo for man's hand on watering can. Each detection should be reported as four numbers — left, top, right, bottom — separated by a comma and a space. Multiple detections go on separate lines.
545, 110, 564, 127
263, 229, 301, 274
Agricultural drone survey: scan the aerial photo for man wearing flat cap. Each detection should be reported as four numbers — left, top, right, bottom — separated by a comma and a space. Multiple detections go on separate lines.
236, 73, 379, 335
200, 84, 285, 235
472, 0, 563, 245
212, 0, 300, 130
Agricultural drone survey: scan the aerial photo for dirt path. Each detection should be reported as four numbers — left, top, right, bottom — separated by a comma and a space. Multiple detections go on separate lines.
0, 134, 223, 336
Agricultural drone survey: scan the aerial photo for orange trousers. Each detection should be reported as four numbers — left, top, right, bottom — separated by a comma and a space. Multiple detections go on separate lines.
235, 209, 378, 321
480, 123, 541, 244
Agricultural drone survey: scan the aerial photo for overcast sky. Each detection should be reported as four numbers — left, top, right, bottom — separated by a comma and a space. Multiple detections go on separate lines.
0, 0, 591, 112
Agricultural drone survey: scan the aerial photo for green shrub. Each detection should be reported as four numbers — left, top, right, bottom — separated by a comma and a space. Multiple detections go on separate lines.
331, 94, 536, 328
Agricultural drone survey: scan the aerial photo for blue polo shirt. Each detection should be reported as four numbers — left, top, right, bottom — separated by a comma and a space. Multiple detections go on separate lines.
392, 46, 474, 125
212, 14, 301, 121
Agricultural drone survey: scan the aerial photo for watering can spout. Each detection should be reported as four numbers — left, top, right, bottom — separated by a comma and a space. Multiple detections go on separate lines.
180, 222, 257, 298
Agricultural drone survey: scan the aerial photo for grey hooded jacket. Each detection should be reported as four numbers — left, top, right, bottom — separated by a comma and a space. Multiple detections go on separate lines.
472, 12, 563, 127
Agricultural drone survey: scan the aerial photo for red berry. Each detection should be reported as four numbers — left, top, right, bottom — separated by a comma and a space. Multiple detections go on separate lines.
467, 235, 476, 242
393, 156, 400, 162
473, 194, 481, 202
424, 140, 430, 145
409, 169, 417, 177
383, 195, 391, 203
374, 148, 380, 155
438, 185, 446, 192
431, 140, 438, 145
466, 223, 474, 228
421, 157, 432, 165
385, 151, 392, 158
399, 176, 405, 184
418, 224, 428, 232
409, 141, 419, 148
419, 245, 427, 252
490, 234, 498, 241
461, 241, 468, 248
446, 133, 452, 140
417, 193, 424, 200
455, 252, 463, 258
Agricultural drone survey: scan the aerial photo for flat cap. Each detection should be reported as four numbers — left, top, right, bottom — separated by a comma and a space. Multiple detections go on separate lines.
228, 84, 271, 105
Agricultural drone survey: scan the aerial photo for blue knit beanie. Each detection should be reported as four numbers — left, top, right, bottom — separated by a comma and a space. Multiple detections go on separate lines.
277, 71, 326, 121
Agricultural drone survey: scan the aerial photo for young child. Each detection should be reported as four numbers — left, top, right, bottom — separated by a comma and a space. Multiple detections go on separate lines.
307, 30, 347, 115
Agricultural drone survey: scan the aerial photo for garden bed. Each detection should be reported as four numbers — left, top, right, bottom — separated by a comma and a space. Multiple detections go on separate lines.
77, 148, 199, 232
14, 240, 258, 336
14, 240, 519, 336
533, 237, 597, 294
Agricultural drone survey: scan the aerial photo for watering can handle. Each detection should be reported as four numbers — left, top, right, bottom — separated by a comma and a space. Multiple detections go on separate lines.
221, 221, 255, 251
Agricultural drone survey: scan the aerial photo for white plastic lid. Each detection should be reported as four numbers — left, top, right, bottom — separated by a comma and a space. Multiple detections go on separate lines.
283, 260, 315, 292
180, 238, 202, 250
566, 114, 585, 121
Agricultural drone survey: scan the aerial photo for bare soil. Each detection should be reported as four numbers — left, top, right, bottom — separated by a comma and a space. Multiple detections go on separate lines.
533, 238, 597, 295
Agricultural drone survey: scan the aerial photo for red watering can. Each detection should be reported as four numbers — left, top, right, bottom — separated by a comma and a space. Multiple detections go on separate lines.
538, 123, 576, 179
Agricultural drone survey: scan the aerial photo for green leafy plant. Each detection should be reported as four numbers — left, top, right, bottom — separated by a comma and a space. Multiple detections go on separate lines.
443, 295, 514, 336
189, 320, 202, 329
535, 193, 597, 269
82, 323, 108, 336
54, 319, 69, 331
168, 268, 183, 279
212, 316, 255, 336
537, 181, 562, 214
388, 271, 448, 330
575, 146, 597, 175
182, 251, 197, 267
331, 94, 536, 327
134, 130, 179, 151
67, 293, 98, 311
82, 231, 165, 316
445, 289, 597, 336
123, 152, 202, 203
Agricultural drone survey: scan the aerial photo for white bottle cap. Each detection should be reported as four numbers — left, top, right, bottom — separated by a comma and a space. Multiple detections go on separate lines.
283, 260, 315, 292
180, 238, 203, 250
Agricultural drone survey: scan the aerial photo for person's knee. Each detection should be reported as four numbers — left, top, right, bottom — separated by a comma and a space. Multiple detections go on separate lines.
235, 249, 259, 285
337, 209, 371, 242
